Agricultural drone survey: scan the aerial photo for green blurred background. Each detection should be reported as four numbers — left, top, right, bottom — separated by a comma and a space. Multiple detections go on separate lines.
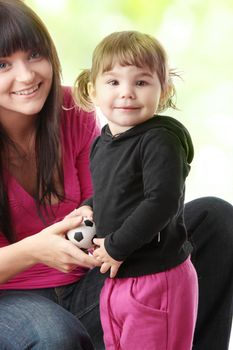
26, 0, 233, 204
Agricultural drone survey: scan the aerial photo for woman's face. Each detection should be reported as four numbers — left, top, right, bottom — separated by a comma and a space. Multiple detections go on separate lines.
0, 50, 53, 120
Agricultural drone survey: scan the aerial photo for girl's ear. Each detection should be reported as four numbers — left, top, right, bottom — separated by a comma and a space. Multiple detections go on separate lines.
158, 78, 177, 113
158, 82, 172, 109
161, 82, 171, 98
87, 82, 98, 106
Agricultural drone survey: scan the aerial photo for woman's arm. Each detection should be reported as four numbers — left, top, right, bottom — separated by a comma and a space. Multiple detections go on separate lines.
0, 216, 100, 284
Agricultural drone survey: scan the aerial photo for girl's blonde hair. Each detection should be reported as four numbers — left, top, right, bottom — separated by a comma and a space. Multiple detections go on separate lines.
73, 31, 178, 113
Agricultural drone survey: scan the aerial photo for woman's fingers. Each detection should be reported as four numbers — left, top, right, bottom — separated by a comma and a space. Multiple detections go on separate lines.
43, 216, 83, 236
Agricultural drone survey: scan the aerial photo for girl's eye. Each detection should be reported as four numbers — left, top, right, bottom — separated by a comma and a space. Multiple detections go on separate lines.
136, 80, 147, 86
107, 80, 119, 86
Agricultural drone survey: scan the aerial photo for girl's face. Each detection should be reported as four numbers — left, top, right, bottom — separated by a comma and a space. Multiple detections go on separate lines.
89, 64, 162, 136
0, 50, 53, 121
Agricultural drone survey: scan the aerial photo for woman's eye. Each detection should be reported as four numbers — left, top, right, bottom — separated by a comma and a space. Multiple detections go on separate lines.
29, 51, 41, 60
0, 62, 8, 70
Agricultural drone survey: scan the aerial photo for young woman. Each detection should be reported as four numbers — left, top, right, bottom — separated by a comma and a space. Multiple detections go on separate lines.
0, 1, 232, 349
0, 0, 102, 348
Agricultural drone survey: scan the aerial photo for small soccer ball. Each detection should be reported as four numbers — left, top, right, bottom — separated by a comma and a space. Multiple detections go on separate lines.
67, 217, 96, 249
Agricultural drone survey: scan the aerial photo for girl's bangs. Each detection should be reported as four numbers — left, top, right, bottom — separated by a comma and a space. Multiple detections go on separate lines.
100, 45, 157, 74
0, 17, 49, 57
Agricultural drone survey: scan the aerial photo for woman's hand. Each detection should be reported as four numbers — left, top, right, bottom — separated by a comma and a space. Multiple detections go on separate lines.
25, 216, 101, 272
93, 238, 123, 278
0, 216, 101, 284
67, 205, 93, 221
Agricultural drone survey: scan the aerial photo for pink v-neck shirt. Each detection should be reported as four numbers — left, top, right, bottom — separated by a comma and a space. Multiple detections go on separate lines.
0, 87, 100, 289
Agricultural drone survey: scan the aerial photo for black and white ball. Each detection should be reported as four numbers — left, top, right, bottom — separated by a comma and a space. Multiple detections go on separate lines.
67, 217, 96, 249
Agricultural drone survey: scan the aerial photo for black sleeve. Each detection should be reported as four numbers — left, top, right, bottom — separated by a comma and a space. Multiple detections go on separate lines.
81, 197, 93, 208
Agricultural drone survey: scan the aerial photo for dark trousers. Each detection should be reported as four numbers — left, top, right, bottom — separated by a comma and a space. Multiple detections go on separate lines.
185, 197, 233, 350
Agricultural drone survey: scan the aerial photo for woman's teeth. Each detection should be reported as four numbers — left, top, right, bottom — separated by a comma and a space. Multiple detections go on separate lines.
13, 84, 39, 95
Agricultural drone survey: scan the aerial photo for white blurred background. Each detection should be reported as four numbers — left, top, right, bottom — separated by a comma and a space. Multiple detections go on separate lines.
26, 0, 233, 347
26, 0, 233, 205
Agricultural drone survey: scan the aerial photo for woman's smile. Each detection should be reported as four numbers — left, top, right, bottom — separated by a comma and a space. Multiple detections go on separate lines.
12, 83, 41, 96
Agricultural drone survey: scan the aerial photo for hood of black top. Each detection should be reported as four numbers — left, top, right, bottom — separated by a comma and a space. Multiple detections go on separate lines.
101, 115, 194, 164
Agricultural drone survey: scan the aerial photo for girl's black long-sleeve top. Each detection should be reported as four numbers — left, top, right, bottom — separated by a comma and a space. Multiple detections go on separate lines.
84, 115, 194, 278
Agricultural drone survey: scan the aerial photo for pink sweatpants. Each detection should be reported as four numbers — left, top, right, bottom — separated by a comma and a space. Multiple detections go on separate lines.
100, 258, 198, 350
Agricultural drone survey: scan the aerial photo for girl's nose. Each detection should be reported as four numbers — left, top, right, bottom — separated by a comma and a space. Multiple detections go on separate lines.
15, 62, 35, 83
120, 84, 136, 99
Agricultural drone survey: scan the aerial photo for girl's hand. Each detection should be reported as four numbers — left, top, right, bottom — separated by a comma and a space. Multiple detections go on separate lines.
25, 216, 101, 272
93, 238, 123, 278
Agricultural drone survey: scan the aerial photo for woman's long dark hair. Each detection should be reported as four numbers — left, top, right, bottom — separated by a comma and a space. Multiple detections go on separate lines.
0, 0, 63, 242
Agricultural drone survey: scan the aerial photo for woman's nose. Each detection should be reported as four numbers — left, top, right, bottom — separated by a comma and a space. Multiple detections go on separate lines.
15, 62, 35, 83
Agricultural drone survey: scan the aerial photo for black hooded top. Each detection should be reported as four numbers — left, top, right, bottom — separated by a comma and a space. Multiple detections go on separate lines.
84, 115, 194, 278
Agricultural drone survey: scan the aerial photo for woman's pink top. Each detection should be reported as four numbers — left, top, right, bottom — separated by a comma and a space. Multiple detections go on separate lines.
0, 86, 100, 289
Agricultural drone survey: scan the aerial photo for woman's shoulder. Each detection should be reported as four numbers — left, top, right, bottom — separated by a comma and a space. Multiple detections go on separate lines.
61, 86, 96, 125
61, 86, 100, 143
62, 86, 78, 112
